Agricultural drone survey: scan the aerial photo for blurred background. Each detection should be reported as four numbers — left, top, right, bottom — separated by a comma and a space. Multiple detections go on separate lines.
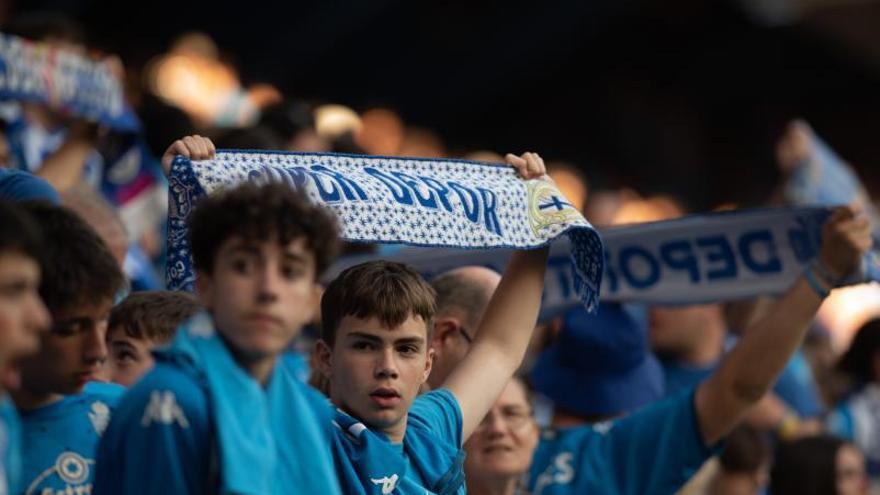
6, 0, 880, 212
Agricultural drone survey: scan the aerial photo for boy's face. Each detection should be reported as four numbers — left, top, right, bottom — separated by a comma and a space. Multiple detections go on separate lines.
106, 332, 155, 387
319, 314, 433, 438
19, 298, 113, 396
0, 251, 50, 376
197, 236, 319, 361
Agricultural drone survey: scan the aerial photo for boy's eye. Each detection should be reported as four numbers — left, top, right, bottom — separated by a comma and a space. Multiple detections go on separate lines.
280, 264, 304, 280
352, 341, 375, 351
114, 350, 136, 364
397, 345, 419, 355
231, 258, 252, 274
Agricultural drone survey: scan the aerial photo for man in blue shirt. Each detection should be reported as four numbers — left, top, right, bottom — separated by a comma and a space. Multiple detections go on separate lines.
457, 207, 871, 494
312, 152, 550, 494
95, 136, 342, 494
0, 201, 51, 495
10, 201, 126, 495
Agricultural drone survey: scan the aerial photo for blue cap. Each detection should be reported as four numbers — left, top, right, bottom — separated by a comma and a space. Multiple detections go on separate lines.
0, 168, 61, 204
530, 302, 664, 417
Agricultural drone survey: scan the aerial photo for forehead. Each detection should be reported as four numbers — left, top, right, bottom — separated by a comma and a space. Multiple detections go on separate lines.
337, 314, 429, 340
0, 250, 39, 278
217, 235, 313, 259
54, 297, 114, 321
496, 380, 530, 408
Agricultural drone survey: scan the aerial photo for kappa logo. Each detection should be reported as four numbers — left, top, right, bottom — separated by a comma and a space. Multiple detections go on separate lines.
370, 473, 399, 494
141, 391, 189, 428
526, 179, 583, 236
88, 400, 110, 436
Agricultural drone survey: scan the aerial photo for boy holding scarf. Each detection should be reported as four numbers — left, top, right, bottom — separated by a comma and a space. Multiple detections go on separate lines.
313, 152, 550, 494
95, 136, 343, 494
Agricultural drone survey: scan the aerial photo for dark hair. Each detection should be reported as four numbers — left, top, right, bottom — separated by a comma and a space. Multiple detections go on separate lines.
6, 12, 86, 45
770, 435, 851, 495
431, 269, 496, 331
719, 425, 769, 473
214, 126, 285, 150
258, 100, 315, 140
837, 318, 880, 383
0, 200, 41, 260
321, 261, 436, 347
21, 202, 124, 313
188, 182, 339, 278
108, 291, 201, 344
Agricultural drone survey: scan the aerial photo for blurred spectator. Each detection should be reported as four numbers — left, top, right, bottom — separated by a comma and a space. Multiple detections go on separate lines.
708, 425, 770, 495
827, 318, 880, 476
771, 435, 868, 495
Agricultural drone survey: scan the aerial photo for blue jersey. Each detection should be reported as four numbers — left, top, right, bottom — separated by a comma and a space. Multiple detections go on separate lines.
19, 382, 123, 495
661, 348, 822, 418
332, 389, 465, 495
528, 389, 714, 495
1, 398, 21, 495
94, 362, 338, 494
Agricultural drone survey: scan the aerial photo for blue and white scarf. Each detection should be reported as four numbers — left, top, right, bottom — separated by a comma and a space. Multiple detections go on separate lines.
166, 151, 604, 311
329, 206, 879, 318
0, 32, 139, 132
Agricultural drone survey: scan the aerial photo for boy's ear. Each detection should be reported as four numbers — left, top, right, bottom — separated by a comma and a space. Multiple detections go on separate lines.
194, 271, 214, 309
422, 347, 435, 383
314, 339, 333, 379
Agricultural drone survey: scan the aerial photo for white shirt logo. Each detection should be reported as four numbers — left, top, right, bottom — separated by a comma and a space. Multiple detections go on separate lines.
533, 452, 575, 495
141, 391, 189, 428
88, 401, 110, 436
370, 474, 399, 494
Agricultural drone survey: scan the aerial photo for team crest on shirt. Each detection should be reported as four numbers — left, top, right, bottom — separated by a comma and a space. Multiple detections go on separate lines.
88, 400, 110, 436
25, 451, 93, 495
370, 473, 399, 494
526, 179, 582, 236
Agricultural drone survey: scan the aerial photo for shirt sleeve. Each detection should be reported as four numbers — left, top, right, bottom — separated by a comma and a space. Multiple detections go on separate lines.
408, 389, 464, 447
598, 388, 717, 495
93, 365, 214, 495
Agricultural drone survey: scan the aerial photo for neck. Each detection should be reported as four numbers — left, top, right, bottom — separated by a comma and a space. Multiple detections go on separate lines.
217, 335, 277, 385
331, 397, 409, 443
10, 386, 63, 411
466, 474, 520, 495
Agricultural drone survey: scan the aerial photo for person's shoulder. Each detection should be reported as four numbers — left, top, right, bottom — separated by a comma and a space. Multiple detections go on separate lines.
82, 381, 126, 405
113, 363, 209, 428
409, 389, 462, 444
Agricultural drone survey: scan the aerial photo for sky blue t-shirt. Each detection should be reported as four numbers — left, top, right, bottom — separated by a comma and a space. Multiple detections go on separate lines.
19, 382, 123, 495
94, 360, 337, 494
0, 398, 21, 495
332, 388, 465, 494
661, 346, 822, 418
528, 389, 714, 495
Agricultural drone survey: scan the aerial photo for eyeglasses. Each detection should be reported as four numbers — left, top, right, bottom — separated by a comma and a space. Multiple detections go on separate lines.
475, 406, 533, 432
459, 326, 474, 344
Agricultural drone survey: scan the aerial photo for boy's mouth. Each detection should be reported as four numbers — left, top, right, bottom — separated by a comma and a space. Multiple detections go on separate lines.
369, 387, 401, 408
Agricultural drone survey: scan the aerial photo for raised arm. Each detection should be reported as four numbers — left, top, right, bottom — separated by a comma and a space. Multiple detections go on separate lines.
442, 152, 551, 441
695, 205, 872, 445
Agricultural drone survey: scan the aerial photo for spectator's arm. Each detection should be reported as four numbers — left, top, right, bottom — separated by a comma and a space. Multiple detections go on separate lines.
695, 206, 871, 445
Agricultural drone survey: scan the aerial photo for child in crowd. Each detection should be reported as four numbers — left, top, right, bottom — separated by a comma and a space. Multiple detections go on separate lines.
105, 291, 201, 386
95, 136, 343, 494
12, 201, 126, 495
313, 151, 548, 494
0, 201, 51, 495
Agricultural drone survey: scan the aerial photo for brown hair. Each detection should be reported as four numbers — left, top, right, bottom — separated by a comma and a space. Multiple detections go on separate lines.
320, 261, 436, 346
188, 182, 340, 279
108, 291, 201, 343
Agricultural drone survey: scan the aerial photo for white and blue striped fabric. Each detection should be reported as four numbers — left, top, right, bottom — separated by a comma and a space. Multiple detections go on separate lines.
166, 150, 604, 312
0, 32, 139, 132
329, 206, 879, 319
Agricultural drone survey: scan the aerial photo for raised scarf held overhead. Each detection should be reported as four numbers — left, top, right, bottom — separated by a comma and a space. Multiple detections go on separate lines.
0, 32, 139, 132
166, 150, 604, 311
